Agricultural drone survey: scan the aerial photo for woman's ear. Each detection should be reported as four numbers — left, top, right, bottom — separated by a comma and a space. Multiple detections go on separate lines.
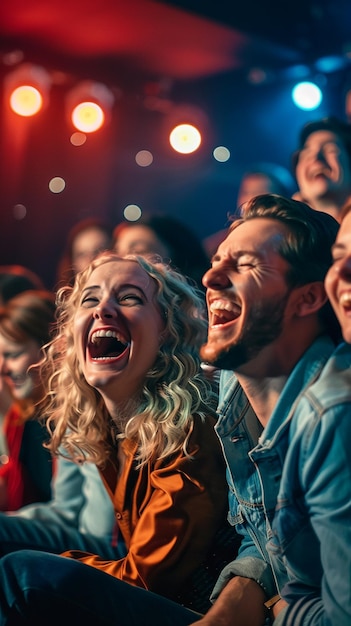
292, 281, 328, 317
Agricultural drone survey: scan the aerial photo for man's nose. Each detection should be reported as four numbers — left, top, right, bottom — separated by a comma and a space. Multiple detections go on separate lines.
202, 266, 231, 290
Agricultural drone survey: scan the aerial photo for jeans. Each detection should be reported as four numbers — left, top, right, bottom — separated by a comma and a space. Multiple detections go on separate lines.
0, 513, 123, 558
0, 550, 202, 625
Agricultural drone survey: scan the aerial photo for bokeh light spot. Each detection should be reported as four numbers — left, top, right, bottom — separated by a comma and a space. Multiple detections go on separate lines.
213, 146, 230, 162
49, 177, 66, 194
292, 82, 322, 110
70, 132, 87, 146
123, 204, 142, 221
135, 150, 153, 167
13, 204, 27, 220
10, 85, 43, 116
169, 124, 201, 154
71, 102, 104, 133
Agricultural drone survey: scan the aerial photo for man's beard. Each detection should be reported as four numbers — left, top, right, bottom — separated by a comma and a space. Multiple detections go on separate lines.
201, 293, 290, 371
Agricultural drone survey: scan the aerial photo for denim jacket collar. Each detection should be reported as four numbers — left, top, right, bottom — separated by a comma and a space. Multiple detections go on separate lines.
216, 335, 336, 444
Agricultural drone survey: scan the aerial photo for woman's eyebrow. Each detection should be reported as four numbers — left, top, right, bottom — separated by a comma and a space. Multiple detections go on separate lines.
81, 285, 100, 294
118, 283, 148, 299
81, 283, 148, 298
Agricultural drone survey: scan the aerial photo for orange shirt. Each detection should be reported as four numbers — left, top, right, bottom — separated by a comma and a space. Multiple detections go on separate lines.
63, 413, 228, 603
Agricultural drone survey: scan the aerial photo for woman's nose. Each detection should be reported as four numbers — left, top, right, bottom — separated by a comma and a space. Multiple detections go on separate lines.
93, 299, 117, 320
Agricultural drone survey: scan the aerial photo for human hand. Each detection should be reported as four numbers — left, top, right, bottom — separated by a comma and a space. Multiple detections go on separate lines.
188, 576, 267, 626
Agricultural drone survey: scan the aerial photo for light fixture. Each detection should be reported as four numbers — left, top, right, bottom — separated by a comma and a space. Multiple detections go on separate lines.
164, 104, 209, 155
292, 81, 323, 111
5, 63, 51, 117
66, 81, 114, 133
169, 124, 201, 154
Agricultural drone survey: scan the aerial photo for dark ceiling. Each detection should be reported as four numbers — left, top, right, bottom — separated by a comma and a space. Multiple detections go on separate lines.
1, 0, 350, 81
1, 0, 351, 287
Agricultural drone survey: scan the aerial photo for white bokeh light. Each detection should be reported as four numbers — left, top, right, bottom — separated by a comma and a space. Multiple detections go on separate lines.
49, 177, 66, 194
292, 82, 322, 110
123, 204, 142, 221
169, 124, 201, 154
213, 146, 230, 162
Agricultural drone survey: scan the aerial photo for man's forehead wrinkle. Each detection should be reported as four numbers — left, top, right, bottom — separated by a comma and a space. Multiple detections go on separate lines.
220, 231, 285, 256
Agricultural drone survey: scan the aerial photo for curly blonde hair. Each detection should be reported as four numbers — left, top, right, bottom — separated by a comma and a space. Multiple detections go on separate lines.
41, 254, 215, 468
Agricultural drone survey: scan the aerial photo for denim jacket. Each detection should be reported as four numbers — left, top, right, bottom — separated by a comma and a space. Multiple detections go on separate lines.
211, 336, 351, 626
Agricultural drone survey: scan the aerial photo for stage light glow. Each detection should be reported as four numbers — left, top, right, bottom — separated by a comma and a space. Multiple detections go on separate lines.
292, 81, 322, 110
10, 85, 43, 116
169, 124, 201, 154
6, 64, 51, 117
67, 81, 114, 133
71, 102, 105, 133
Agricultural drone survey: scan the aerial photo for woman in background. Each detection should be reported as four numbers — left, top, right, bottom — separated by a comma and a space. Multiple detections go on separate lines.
0, 264, 45, 306
56, 217, 112, 288
0, 291, 54, 511
113, 214, 210, 290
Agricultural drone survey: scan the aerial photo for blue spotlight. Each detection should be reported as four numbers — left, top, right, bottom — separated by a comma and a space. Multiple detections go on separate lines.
292, 81, 323, 110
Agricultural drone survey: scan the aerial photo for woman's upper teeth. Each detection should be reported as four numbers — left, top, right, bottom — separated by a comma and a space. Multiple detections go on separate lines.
91, 329, 122, 344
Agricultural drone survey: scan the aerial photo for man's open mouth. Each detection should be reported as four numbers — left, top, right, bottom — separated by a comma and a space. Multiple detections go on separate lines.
209, 300, 241, 326
88, 329, 130, 360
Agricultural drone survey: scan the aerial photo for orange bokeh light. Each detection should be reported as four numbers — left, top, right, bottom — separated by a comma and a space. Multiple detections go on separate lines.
9, 85, 43, 116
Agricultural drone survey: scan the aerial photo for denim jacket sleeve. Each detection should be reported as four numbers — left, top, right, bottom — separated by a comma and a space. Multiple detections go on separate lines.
271, 385, 351, 626
210, 553, 277, 603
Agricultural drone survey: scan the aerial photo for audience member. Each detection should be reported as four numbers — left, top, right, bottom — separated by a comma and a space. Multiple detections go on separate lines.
325, 201, 351, 339
292, 115, 351, 222
0, 253, 231, 624
56, 217, 112, 287
0, 265, 45, 306
203, 166, 292, 257
0, 291, 54, 511
113, 214, 210, 290
0, 265, 47, 465
0, 281, 125, 561
194, 194, 344, 626
0, 194, 342, 626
